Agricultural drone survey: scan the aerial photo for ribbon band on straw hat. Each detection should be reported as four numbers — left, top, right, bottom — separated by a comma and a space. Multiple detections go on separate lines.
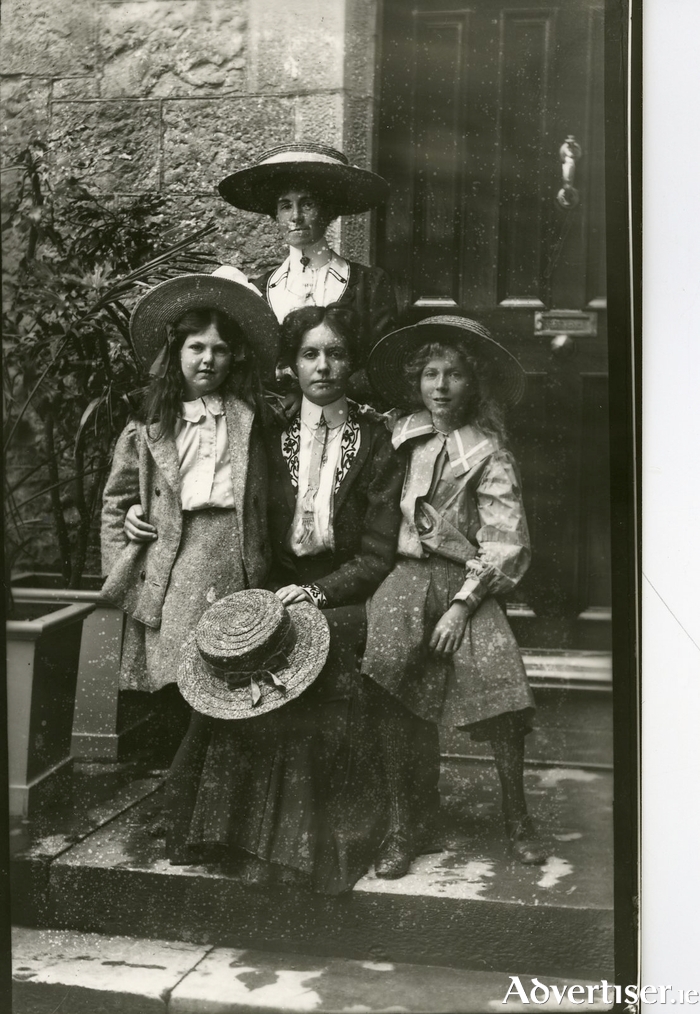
198, 613, 297, 707
178, 589, 330, 720
367, 314, 527, 409
218, 142, 390, 218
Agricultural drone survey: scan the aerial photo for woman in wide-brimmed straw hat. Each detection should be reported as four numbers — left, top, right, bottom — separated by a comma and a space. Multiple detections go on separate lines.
218, 142, 397, 395
100, 268, 279, 760
361, 315, 548, 878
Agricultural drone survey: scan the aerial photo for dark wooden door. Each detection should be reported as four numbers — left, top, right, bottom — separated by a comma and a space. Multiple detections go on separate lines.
376, 0, 609, 649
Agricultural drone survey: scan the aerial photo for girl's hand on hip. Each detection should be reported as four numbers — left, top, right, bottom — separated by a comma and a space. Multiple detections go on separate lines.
429, 602, 469, 655
275, 584, 313, 606
124, 504, 158, 542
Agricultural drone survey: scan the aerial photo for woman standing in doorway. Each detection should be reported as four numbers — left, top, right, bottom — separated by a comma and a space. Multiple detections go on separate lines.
218, 143, 397, 398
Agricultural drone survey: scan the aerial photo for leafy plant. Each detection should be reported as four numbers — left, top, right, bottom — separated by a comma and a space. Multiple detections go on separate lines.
2, 142, 219, 590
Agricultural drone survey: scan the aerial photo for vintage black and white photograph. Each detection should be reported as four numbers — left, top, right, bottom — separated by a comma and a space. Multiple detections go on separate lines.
1, 0, 638, 1009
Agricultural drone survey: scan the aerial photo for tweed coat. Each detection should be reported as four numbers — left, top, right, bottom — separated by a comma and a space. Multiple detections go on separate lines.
101, 393, 269, 628
265, 402, 404, 606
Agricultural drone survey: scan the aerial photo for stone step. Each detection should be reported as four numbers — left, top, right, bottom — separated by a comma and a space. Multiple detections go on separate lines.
12, 927, 614, 1013
11, 762, 614, 983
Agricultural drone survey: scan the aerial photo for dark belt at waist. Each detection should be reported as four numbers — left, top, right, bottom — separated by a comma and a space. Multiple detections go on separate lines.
182, 506, 236, 516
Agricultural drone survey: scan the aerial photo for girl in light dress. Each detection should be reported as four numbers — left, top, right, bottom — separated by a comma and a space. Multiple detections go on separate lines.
362, 315, 548, 878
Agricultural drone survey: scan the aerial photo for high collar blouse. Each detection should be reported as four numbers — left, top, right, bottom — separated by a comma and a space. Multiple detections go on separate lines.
287, 395, 351, 556
264, 240, 350, 323
175, 393, 234, 510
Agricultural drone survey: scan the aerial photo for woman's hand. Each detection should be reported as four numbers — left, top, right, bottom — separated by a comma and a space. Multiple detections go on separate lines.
429, 602, 469, 655
280, 389, 302, 420
275, 584, 314, 606
124, 504, 158, 543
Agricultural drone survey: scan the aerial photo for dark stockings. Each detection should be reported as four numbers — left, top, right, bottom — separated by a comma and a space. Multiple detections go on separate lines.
411, 715, 441, 833
372, 683, 441, 841
490, 727, 528, 823
381, 697, 413, 838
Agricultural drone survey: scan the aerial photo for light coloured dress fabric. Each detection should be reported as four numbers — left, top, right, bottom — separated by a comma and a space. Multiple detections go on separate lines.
176, 393, 234, 510
362, 411, 535, 731
259, 240, 350, 322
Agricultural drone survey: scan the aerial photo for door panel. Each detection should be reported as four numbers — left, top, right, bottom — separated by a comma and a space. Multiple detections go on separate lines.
377, 0, 610, 648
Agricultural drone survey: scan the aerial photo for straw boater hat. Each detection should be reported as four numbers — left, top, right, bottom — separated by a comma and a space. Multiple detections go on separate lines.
178, 589, 330, 720
129, 267, 280, 382
367, 315, 527, 409
218, 143, 390, 217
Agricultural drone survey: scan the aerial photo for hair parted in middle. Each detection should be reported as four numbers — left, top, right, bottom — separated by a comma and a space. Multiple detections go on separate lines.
138, 307, 262, 440
404, 338, 509, 443
271, 184, 339, 225
279, 303, 362, 370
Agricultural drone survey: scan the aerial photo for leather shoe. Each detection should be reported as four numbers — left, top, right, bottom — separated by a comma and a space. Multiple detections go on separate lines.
375, 832, 413, 879
506, 817, 548, 865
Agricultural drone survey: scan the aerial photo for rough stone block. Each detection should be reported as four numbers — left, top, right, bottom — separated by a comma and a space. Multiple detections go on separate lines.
161, 194, 287, 277
12, 927, 209, 1014
50, 100, 161, 192
0, 78, 51, 164
0, 0, 96, 77
343, 0, 380, 98
341, 93, 374, 168
339, 210, 372, 265
53, 78, 101, 100
249, 0, 345, 92
293, 93, 344, 151
100, 1, 247, 99
162, 96, 294, 194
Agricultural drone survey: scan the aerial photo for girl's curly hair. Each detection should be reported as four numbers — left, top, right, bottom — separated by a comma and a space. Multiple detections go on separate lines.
405, 339, 508, 443
137, 308, 264, 439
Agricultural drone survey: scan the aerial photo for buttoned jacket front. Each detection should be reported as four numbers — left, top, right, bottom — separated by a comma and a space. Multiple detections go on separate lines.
253, 260, 397, 363
101, 394, 269, 628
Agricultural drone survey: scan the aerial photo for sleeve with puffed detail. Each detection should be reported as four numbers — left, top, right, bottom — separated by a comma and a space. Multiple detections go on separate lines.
451, 448, 531, 614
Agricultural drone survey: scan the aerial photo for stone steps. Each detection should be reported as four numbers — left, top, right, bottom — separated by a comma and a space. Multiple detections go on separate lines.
11, 760, 614, 984
12, 927, 614, 1013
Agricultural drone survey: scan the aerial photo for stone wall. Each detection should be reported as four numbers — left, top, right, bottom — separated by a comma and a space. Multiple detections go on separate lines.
1, 0, 380, 575
0, 0, 381, 272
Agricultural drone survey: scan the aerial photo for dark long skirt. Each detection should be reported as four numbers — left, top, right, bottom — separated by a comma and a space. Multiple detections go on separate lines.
165, 603, 386, 894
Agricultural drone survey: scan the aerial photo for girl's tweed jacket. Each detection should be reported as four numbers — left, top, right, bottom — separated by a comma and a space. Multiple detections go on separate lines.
101, 393, 269, 628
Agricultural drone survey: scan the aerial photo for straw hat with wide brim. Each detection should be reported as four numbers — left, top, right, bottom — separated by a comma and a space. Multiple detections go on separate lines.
129, 270, 280, 381
178, 589, 330, 720
367, 315, 527, 409
218, 143, 390, 217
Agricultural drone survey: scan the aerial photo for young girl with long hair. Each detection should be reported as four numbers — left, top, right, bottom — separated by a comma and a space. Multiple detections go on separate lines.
362, 315, 548, 878
100, 271, 279, 758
